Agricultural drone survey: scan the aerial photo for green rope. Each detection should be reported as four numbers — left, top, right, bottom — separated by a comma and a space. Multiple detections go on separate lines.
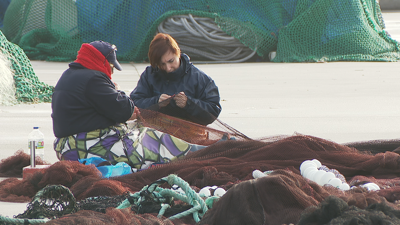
116, 174, 214, 222
168, 203, 202, 221
205, 196, 219, 209
159, 188, 189, 203
157, 204, 171, 218
115, 199, 132, 210
0, 215, 50, 224
165, 175, 208, 222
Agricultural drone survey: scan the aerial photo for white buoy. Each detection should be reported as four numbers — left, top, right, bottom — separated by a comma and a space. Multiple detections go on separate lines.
339, 183, 350, 191
368, 183, 380, 191
311, 159, 322, 168
214, 188, 226, 197
253, 170, 266, 179
320, 172, 336, 185
327, 178, 342, 188
199, 187, 211, 197
306, 169, 318, 180
362, 183, 380, 191
312, 170, 327, 185
300, 160, 318, 174
302, 165, 316, 177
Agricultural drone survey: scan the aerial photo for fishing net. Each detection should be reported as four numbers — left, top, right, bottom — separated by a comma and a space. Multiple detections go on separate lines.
14, 185, 77, 220
0, 0, 11, 29
0, 150, 48, 178
0, 51, 16, 105
135, 107, 249, 146
2, 0, 399, 63
344, 139, 400, 155
2, 132, 400, 224
0, 30, 53, 103
297, 195, 400, 224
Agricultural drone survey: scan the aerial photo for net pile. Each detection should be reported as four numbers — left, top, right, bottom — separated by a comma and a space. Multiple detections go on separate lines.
0, 0, 10, 29
0, 50, 16, 105
2, 134, 400, 224
2, 0, 399, 63
14, 185, 77, 220
0, 30, 53, 103
0, 150, 48, 178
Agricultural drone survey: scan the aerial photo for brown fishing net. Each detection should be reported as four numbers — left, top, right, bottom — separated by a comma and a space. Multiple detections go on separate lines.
297, 195, 400, 224
44, 208, 181, 225
344, 139, 400, 155
0, 150, 49, 178
2, 108, 400, 224
136, 102, 250, 146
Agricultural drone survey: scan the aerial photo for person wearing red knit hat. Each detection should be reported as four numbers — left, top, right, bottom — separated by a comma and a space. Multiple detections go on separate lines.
51, 41, 205, 172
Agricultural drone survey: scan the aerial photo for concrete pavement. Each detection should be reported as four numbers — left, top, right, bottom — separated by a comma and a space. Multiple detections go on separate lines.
0, 10, 399, 220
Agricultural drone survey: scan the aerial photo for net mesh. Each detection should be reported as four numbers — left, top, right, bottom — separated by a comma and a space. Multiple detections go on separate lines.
3, 133, 400, 224
2, 0, 399, 63
135, 107, 250, 146
14, 185, 77, 220
0, 51, 16, 105
0, 30, 53, 103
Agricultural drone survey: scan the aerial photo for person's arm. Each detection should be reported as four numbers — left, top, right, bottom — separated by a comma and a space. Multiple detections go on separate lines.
183, 79, 222, 125
86, 75, 134, 123
130, 70, 160, 109
127, 106, 139, 121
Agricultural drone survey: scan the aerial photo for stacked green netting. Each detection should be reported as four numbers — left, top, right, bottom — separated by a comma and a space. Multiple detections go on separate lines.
2, 0, 399, 63
0, 30, 53, 103
274, 0, 400, 62
2, 0, 81, 61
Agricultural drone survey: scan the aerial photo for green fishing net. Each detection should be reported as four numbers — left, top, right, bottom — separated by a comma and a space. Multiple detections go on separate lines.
0, 30, 53, 103
2, 0, 399, 63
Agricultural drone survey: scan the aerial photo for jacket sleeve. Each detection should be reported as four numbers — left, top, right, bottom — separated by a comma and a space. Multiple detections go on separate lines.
184, 78, 222, 125
86, 75, 134, 123
130, 70, 160, 109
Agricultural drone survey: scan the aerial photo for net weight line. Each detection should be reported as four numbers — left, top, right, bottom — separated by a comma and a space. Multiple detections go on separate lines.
157, 14, 257, 63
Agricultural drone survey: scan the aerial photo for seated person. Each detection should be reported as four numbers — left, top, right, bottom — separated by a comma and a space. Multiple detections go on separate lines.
51, 41, 205, 171
130, 33, 222, 125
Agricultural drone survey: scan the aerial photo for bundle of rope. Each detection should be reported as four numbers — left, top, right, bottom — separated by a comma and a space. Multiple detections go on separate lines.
158, 14, 257, 63
117, 174, 213, 223
0, 174, 220, 224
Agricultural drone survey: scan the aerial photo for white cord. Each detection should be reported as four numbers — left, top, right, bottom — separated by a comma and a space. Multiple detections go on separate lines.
157, 14, 257, 63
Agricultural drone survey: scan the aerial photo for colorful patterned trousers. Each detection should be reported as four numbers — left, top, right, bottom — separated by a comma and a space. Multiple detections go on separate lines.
54, 124, 205, 170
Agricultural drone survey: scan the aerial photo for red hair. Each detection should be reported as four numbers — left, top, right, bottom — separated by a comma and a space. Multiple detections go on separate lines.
148, 33, 180, 68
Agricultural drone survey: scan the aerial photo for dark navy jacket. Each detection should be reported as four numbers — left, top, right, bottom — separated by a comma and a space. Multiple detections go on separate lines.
130, 54, 221, 125
52, 62, 134, 138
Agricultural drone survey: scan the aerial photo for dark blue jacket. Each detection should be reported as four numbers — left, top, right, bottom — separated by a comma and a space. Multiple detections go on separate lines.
52, 62, 134, 138
130, 54, 221, 125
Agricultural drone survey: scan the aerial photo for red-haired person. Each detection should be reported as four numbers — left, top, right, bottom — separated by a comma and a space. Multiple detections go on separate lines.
130, 33, 221, 125
52, 41, 205, 172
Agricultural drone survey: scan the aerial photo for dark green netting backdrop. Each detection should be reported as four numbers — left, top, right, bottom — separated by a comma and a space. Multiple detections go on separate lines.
2, 0, 399, 63
0, 30, 53, 103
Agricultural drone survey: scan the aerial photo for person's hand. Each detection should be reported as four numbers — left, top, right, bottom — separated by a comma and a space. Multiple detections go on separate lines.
113, 81, 120, 90
174, 92, 187, 108
128, 106, 139, 120
159, 94, 172, 108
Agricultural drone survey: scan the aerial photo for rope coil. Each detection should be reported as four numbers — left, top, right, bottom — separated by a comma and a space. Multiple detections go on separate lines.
117, 174, 214, 222
158, 14, 257, 63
